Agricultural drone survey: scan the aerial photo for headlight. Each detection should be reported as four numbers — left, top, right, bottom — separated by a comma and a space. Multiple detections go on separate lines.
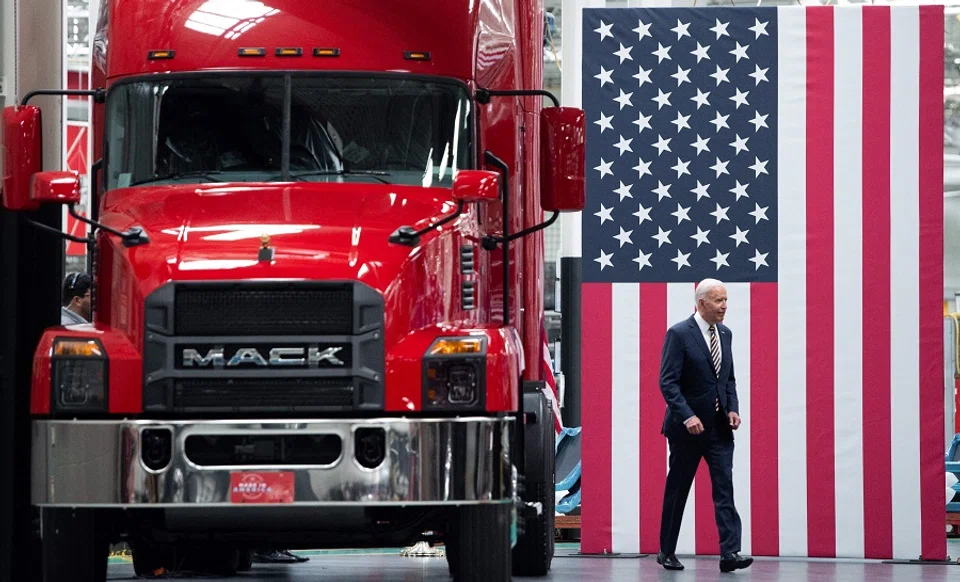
423, 336, 486, 409
52, 338, 107, 412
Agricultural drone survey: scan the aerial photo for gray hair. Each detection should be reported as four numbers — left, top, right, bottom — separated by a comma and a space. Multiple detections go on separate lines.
695, 278, 725, 305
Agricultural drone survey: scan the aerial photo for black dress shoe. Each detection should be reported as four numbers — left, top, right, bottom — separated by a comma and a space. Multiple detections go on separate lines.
656, 551, 685, 570
719, 552, 753, 572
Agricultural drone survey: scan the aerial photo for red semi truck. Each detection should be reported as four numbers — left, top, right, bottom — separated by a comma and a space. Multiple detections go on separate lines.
0, 1, 585, 580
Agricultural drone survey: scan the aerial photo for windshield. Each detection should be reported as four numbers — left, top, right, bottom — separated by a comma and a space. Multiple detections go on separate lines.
104, 74, 474, 189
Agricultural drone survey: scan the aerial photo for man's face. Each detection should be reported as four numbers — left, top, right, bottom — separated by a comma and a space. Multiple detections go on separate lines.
698, 285, 727, 325
74, 290, 92, 321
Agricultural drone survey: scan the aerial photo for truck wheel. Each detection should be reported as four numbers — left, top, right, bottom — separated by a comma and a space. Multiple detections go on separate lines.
40, 508, 108, 582
238, 549, 254, 571
131, 542, 175, 578
451, 503, 511, 582
512, 385, 556, 577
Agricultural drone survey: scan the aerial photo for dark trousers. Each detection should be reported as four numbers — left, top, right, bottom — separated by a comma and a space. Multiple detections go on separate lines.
659, 414, 742, 555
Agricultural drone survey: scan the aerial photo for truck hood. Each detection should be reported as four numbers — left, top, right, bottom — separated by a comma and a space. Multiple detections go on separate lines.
99, 182, 461, 294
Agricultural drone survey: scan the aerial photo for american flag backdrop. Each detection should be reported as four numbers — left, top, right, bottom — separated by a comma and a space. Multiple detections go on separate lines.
579, 5, 945, 560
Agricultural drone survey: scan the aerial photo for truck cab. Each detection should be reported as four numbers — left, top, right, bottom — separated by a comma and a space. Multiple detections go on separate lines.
0, 1, 585, 580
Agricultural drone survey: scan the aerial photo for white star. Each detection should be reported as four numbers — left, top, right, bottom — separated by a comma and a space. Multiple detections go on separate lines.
671, 248, 692, 270
652, 134, 672, 156
633, 157, 652, 179
634, 111, 652, 133
749, 249, 770, 270
749, 18, 769, 39
594, 112, 614, 133
633, 202, 653, 225
652, 88, 672, 110
652, 226, 673, 248
729, 87, 750, 109
691, 135, 711, 156
671, 65, 691, 86
710, 65, 730, 86
614, 181, 633, 201
614, 88, 634, 110
729, 226, 751, 247
614, 226, 634, 248
710, 19, 730, 39
595, 20, 614, 42
633, 19, 652, 41
749, 203, 769, 223
750, 111, 769, 132
671, 158, 691, 178
671, 20, 691, 40
749, 157, 769, 177
710, 157, 729, 178
729, 134, 749, 155
595, 67, 614, 88
633, 65, 653, 87
749, 64, 769, 85
594, 203, 614, 224
729, 180, 749, 200
614, 42, 634, 64
633, 249, 653, 271
652, 181, 672, 201
671, 111, 691, 133
595, 250, 614, 271
710, 204, 730, 224
691, 42, 711, 63
729, 42, 750, 62
691, 226, 712, 247
614, 135, 634, 156
691, 180, 711, 201
652, 42, 672, 63
710, 111, 730, 133
710, 249, 730, 270
671, 203, 691, 224
595, 158, 613, 179
690, 88, 711, 110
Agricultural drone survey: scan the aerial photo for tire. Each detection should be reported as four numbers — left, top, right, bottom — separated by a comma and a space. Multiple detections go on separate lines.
40, 508, 108, 582
450, 503, 512, 582
512, 386, 556, 577
131, 541, 175, 578
238, 549, 254, 571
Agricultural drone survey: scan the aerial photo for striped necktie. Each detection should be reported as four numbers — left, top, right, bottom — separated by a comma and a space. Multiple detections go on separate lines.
709, 325, 721, 411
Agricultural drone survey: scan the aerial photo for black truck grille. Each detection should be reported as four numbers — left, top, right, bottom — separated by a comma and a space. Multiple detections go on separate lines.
174, 378, 355, 412
174, 286, 353, 336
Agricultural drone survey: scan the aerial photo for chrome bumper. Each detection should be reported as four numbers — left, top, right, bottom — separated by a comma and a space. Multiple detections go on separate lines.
31, 417, 512, 507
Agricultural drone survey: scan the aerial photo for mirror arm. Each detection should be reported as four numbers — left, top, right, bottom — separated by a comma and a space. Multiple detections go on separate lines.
475, 88, 559, 108
388, 200, 466, 247
22, 216, 89, 243
21, 88, 105, 107
68, 203, 149, 248
484, 210, 559, 248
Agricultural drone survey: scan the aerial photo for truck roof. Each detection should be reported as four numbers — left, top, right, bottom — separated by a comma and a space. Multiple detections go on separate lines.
100, 0, 482, 82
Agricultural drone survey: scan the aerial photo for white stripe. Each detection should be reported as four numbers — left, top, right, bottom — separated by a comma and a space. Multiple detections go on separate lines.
832, 7, 866, 559
889, 5, 922, 560
611, 284, 640, 553
776, 6, 809, 558
723, 283, 751, 556
667, 283, 697, 556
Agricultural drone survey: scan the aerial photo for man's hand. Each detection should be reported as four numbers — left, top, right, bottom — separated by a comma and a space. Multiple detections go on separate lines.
684, 416, 704, 435
728, 411, 741, 430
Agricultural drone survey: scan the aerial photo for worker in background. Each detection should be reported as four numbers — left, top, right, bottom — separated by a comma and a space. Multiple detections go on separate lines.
61, 272, 92, 325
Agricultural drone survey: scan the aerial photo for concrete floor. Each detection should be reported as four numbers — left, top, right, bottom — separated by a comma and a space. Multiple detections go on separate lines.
105, 542, 960, 581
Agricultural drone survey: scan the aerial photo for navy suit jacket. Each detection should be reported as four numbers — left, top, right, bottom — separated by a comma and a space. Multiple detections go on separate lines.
659, 315, 739, 441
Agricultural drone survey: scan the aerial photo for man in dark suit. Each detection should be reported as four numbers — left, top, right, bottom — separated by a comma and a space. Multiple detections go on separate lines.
656, 278, 752, 573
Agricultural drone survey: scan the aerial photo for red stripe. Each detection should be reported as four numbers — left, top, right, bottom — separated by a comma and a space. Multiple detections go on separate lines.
580, 282, 613, 554
750, 283, 779, 556
860, 6, 894, 560
639, 284, 667, 554
918, 4, 946, 562
805, 6, 837, 558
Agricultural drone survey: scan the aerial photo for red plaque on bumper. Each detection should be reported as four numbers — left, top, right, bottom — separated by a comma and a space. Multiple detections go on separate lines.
229, 471, 295, 504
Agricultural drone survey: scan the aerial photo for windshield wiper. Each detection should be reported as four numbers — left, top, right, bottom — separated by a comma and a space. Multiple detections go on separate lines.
130, 170, 224, 186
272, 169, 392, 185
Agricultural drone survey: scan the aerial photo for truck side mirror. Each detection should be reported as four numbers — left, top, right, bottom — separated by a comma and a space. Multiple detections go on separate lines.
32, 171, 81, 205
1, 105, 43, 211
452, 170, 500, 203
540, 107, 585, 213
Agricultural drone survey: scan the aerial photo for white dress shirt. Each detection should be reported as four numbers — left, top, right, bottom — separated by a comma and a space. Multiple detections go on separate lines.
685, 311, 721, 425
